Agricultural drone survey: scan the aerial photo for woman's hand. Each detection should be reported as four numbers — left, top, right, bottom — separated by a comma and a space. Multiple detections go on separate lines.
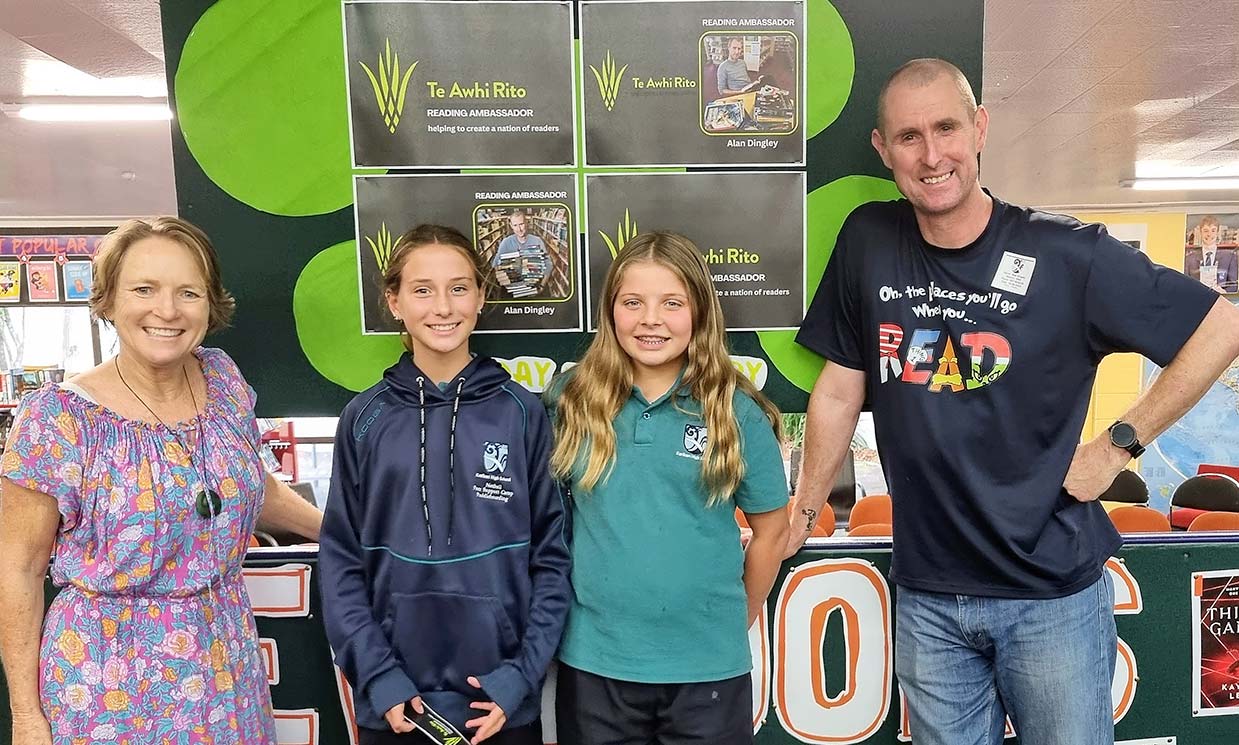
11, 708, 52, 745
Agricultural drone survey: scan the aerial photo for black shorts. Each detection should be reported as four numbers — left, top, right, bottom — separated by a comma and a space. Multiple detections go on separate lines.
555, 664, 753, 745
358, 719, 542, 745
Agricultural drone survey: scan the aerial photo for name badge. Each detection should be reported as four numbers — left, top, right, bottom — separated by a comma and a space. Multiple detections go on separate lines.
1200, 264, 1219, 290
991, 251, 1037, 296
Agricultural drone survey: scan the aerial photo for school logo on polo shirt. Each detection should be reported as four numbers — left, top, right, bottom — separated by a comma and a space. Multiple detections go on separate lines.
683, 424, 707, 456
483, 442, 509, 473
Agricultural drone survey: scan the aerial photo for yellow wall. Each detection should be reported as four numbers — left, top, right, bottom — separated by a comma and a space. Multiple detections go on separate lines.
1070, 212, 1187, 452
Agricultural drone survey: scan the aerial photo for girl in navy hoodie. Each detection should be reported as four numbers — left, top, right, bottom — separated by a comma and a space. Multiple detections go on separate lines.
319, 224, 570, 745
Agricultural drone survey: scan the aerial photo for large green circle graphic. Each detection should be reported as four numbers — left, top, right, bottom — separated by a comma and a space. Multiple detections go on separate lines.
175, 0, 354, 216
294, 241, 404, 391
757, 175, 901, 392
806, 0, 855, 138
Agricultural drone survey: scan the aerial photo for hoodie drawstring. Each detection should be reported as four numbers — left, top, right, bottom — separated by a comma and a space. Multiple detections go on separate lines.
446, 377, 465, 548
416, 376, 467, 556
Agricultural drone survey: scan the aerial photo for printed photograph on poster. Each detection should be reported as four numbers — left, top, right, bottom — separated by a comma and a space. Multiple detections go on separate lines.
1185, 213, 1239, 294
1192, 569, 1239, 716
701, 34, 797, 135
475, 206, 573, 302
580, 0, 803, 166
584, 171, 804, 331
354, 173, 581, 334
26, 261, 59, 302
63, 261, 93, 301
343, 1, 576, 168
0, 262, 21, 302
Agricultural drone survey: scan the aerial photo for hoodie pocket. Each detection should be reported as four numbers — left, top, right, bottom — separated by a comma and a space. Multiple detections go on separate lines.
390, 591, 518, 692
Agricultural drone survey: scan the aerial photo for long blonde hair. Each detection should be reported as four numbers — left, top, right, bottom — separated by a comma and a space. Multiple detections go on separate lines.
550, 232, 782, 504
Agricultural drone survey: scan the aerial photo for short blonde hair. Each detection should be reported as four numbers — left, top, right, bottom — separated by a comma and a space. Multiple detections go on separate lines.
90, 216, 235, 333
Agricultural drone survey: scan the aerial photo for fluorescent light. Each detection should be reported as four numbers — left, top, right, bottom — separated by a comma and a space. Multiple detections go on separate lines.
15, 103, 171, 122
1122, 177, 1239, 191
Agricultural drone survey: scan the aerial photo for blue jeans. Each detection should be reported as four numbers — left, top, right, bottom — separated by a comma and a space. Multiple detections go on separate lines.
895, 572, 1116, 745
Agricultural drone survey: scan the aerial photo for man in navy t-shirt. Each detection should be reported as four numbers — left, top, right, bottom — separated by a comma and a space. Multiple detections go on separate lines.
786, 58, 1239, 745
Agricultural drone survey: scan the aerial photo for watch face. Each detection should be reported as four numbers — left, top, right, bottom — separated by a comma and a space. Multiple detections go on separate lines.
1111, 422, 1137, 449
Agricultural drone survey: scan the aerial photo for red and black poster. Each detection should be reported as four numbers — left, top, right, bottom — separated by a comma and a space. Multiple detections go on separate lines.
1193, 570, 1239, 716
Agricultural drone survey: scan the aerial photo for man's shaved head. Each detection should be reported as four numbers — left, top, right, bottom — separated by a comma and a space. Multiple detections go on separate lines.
876, 58, 977, 136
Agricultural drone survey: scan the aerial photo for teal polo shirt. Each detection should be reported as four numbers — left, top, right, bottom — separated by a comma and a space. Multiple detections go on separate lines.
549, 376, 788, 683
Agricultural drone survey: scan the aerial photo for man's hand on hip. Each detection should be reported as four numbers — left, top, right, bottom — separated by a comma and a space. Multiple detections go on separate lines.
1063, 436, 1130, 503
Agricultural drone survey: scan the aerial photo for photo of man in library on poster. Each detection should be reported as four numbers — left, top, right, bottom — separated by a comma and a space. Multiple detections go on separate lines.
475, 206, 573, 302
701, 33, 797, 134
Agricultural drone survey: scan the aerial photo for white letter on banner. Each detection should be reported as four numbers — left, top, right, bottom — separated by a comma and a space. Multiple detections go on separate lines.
1106, 557, 1141, 724
773, 558, 892, 744
272, 709, 320, 745
750, 605, 770, 734
243, 564, 312, 618
333, 663, 360, 745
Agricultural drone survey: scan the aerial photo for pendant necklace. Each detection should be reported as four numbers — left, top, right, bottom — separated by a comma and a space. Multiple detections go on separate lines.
115, 358, 223, 519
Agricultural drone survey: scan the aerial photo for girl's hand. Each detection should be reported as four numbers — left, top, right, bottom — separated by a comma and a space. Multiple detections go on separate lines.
465, 676, 508, 744
11, 708, 52, 745
383, 696, 423, 734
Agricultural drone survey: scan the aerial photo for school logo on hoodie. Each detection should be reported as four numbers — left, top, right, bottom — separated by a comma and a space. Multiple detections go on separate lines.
483, 442, 509, 473
475, 442, 515, 504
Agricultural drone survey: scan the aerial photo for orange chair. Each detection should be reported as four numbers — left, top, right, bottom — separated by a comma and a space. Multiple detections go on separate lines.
847, 522, 892, 537
1107, 505, 1170, 533
848, 494, 892, 532
1188, 511, 1239, 532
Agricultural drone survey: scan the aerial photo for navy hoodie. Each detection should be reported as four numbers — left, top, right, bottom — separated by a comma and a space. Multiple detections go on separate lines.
319, 354, 571, 732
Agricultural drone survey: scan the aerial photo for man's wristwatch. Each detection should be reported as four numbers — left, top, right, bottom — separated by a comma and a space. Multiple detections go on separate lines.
1108, 420, 1145, 459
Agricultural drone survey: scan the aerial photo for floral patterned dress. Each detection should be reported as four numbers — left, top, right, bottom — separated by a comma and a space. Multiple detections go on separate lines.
2, 347, 277, 744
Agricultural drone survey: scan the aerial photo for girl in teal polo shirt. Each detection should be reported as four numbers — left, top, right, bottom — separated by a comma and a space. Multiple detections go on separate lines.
547, 232, 790, 745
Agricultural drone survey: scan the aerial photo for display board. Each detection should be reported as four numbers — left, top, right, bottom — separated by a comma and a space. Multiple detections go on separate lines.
5, 539, 1239, 744
163, 0, 983, 415
0, 234, 105, 305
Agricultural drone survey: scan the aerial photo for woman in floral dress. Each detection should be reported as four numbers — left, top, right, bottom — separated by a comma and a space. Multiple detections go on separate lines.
0, 217, 321, 745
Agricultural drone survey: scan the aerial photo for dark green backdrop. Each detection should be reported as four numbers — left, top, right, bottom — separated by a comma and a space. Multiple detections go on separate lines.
158, 0, 984, 416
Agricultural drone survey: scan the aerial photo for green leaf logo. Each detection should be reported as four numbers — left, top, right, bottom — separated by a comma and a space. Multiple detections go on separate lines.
365, 222, 394, 274
359, 38, 417, 133
588, 50, 628, 112
597, 208, 638, 259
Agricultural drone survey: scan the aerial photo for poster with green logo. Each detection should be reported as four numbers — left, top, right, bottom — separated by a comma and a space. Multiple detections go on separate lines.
585, 172, 805, 330
344, 0, 576, 167
581, 0, 804, 166
355, 174, 582, 333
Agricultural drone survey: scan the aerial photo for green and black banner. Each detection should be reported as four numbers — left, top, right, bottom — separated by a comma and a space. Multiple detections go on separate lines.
355, 174, 582, 333
344, 1, 576, 167
585, 172, 805, 330
581, 0, 804, 166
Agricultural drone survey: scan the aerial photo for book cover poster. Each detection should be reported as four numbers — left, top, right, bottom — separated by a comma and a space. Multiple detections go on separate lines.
63, 261, 93, 301
26, 261, 59, 302
0, 262, 21, 302
1192, 569, 1239, 716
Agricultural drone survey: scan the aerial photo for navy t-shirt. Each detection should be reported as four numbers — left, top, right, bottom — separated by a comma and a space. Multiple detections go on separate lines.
797, 196, 1217, 598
